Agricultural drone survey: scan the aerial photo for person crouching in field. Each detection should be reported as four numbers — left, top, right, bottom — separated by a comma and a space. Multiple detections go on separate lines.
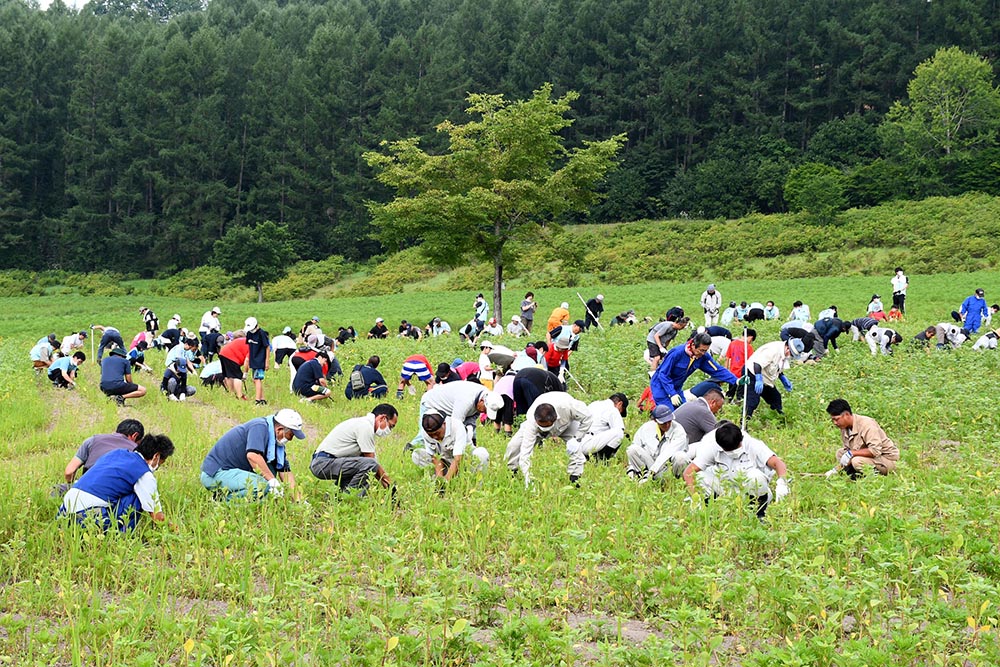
48, 351, 85, 389
99, 346, 146, 406
626, 404, 689, 481
200, 409, 305, 501
311, 404, 398, 497
59, 433, 174, 532
397, 354, 434, 399
825, 399, 899, 479
682, 422, 790, 520
293, 353, 332, 403
413, 410, 491, 483
61, 419, 146, 495
30, 334, 58, 372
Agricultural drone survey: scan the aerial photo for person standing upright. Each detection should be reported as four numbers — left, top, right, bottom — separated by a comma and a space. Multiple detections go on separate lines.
891, 267, 908, 314
520, 292, 538, 333
700, 284, 721, 326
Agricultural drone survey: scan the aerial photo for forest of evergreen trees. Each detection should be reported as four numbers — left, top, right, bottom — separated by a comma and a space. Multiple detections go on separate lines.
3, 0, 1000, 275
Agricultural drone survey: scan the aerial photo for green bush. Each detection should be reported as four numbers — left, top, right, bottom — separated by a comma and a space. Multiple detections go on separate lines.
265, 256, 351, 301
340, 247, 438, 297
150, 265, 231, 300
0, 271, 43, 297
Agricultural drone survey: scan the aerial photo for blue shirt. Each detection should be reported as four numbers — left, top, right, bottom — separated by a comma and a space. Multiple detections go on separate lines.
73, 449, 151, 505
292, 359, 326, 394
49, 356, 78, 376
650, 345, 738, 405
99, 355, 131, 389
344, 365, 387, 399
201, 416, 289, 477
960, 295, 988, 333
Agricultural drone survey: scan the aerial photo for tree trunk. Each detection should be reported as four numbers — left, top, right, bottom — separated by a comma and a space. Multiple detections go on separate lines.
256, 282, 264, 303
493, 255, 503, 325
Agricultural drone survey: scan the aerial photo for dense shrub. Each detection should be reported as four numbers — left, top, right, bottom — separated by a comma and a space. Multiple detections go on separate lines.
266, 256, 351, 301
150, 266, 231, 300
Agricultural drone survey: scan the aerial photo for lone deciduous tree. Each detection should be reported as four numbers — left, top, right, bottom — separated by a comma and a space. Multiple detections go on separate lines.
364, 84, 625, 322
213, 221, 294, 303
881, 47, 1000, 158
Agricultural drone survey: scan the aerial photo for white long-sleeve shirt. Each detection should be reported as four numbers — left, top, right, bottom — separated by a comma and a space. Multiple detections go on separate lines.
419, 381, 487, 453
632, 420, 689, 476
519, 391, 592, 445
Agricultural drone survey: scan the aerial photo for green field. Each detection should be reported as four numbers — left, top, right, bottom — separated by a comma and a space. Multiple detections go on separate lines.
1, 272, 998, 666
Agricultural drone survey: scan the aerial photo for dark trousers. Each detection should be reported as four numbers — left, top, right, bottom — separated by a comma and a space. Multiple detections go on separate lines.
513, 378, 544, 416
892, 293, 905, 313
97, 331, 125, 361
745, 374, 783, 420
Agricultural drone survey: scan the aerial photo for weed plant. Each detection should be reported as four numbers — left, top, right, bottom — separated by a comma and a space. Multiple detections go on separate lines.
0, 272, 997, 665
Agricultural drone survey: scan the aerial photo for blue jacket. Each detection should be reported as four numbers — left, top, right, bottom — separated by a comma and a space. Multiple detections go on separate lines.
650, 344, 738, 405
814, 318, 846, 349
960, 295, 988, 333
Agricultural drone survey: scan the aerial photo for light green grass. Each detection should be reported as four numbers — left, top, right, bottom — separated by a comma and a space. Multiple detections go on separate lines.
0, 272, 998, 665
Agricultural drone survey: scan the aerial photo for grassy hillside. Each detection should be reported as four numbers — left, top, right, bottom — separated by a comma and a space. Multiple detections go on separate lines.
0, 271, 999, 665
2, 194, 999, 302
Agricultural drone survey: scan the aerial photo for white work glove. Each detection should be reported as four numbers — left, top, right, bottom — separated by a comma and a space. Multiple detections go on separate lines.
565, 438, 581, 455
669, 394, 682, 407
774, 478, 790, 502
466, 425, 475, 444
659, 346, 667, 355
839, 451, 853, 467
267, 477, 284, 498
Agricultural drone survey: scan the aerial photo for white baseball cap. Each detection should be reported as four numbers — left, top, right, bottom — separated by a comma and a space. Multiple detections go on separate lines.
211, 306, 221, 314
482, 391, 504, 420
376, 317, 384, 323
244, 317, 258, 331
274, 409, 306, 439
560, 302, 569, 309
596, 294, 604, 301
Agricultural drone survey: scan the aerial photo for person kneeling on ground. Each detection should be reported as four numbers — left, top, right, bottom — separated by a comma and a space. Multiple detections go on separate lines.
311, 403, 397, 496
162, 355, 197, 401
100, 345, 146, 406
825, 399, 899, 479
682, 422, 790, 519
59, 433, 174, 532
345, 356, 389, 400
49, 351, 85, 389
414, 410, 491, 482
200, 409, 305, 501
293, 353, 332, 403
626, 404, 689, 481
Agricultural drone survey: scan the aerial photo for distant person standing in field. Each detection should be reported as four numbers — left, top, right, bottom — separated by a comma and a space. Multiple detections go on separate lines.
200, 409, 305, 500
891, 268, 908, 313
59, 433, 175, 532
700, 284, 721, 326
140, 307, 159, 336
826, 398, 899, 478
99, 346, 146, 406
474, 293, 490, 324
63, 419, 145, 486
584, 294, 604, 330
198, 306, 222, 361
956, 288, 989, 333
520, 292, 538, 332
244, 317, 270, 406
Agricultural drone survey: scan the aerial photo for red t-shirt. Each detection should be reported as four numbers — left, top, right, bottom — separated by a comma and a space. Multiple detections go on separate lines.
725, 338, 755, 377
219, 337, 250, 365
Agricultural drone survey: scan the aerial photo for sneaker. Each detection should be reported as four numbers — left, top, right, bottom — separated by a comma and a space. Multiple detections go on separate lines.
179, 393, 187, 401
168, 394, 179, 402
254, 399, 267, 406
395, 390, 404, 399
407, 385, 416, 396
114, 395, 125, 406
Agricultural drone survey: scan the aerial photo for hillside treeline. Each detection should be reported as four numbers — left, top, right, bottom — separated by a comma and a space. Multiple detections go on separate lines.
3, 0, 1000, 274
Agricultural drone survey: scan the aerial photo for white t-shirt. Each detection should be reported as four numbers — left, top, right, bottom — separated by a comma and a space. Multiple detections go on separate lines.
691, 430, 775, 480
316, 414, 376, 458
